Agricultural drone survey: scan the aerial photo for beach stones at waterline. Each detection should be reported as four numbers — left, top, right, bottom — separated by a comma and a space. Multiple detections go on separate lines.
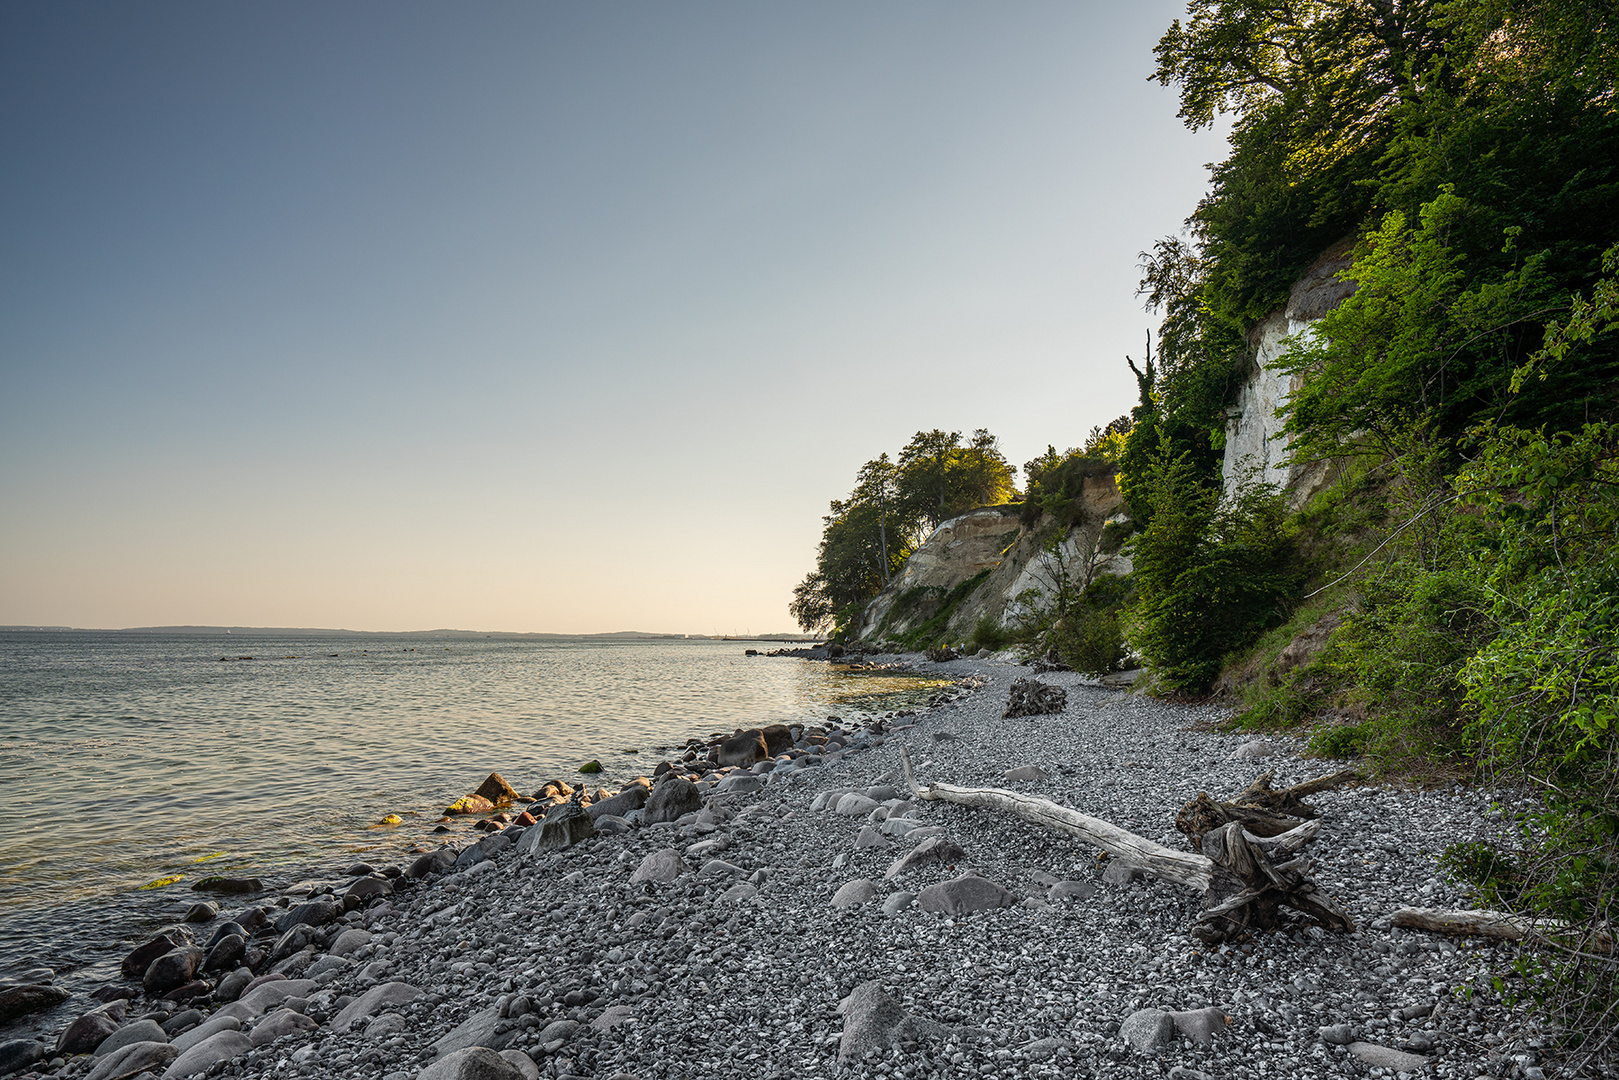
142, 948, 205, 994
0, 1039, 46, 1076
916, 873, 1015, 914
0, 983, 69, 1023
644, 777, 702, 823
54, 1010, 120, 1055
456, 832, 514, 868
716, 730, 768, 767
586, 783, 649, 820
248, 1007, 316, 1047
273, 898, 340, 934
529, 803, 595, 850
162, 1030, 252, 1078
205, 934, 246, 972
120, 933, 186, 979
629, 848, 688, 883
190, 876, 262, 895
407, 846, 458, 878
181, 901, 217, 922
92, 1020, 167, 1057
474, 772, 522, 805
445, 794, 496, 815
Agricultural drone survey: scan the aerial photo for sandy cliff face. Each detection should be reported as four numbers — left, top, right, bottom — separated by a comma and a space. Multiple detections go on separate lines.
858, 473, 1128, 644
1222, 241, 1358, 507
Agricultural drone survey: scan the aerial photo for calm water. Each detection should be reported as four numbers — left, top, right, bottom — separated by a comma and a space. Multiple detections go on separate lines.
0, 631, 946, 988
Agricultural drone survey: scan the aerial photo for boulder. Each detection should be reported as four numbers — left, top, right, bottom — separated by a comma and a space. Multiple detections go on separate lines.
268, 924, 316, 963
1119, 1008, 1176, 1054
120, 934, 185, 980
714, 774, 764, 795
854, 825, 887, 849
160, 1030, 251, 1078
189, 877, 262, 895
331, 981, 422, 1031
214, 968, 253, 1003
837, 981, 949, 1064
430, 1005, 511, 1057
160, 1009, 204, 1035
916, 873, 1015, 914
0, 983, 69, 1024
273, 899, 340, 935
1169, 1007, 1229, 1046
417, 1047, 523, 1080
0, 1040, 45, 1077
407, 846, 459, 879
343, 877, 392, 905
248, 1008, 316, 1047
643, 777, 702, 824
499, 1050, 540, 1080
84, 1041, 178, 1080
526, 804, 595, 851
1230, 739, 1275, 760
181, 901, 217, 923
629, 848, 688, 884
56, 1010, 121, 1055
142, 949, 205, 994
169, 1016, 242, 1055
446, 794, 496, 815
881, 892, 916, 916
473, 773, 522, 805
330, 928, 372, 959
834, 793, 879, 816
831, 879, 880, 908
884, 836, 966, 880
716, 730, 768, 767
585, 784, 649, 821
93, 1020, 167, 1057
760, 724, 794, 755
456, 832, 514, 868
204, 933, 246, 972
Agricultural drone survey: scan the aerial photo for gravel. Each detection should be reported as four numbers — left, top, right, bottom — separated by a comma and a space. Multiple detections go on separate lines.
10, 657, 1563, 1080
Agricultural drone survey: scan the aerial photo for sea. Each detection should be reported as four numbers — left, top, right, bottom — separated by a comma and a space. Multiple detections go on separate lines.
0, 630, 949, 994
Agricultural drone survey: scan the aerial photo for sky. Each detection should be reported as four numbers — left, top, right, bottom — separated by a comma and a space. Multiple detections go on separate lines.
0, 2, 1224, 635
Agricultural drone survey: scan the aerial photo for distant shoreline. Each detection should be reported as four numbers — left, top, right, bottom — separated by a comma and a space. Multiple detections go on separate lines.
0, 625, 822, 642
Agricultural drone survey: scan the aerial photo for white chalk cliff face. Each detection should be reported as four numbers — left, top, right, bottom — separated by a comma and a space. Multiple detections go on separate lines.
1222, 242, 1358, 507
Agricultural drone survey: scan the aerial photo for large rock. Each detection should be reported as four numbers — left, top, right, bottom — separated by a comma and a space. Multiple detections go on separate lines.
343, 877, 392, 905
142, 949, 205, 994
331, 981, 422, 1031
121, 934, 185, 979
456, 832, 514, 868
643, 777, 702, 824
837, 981, 950, 1064
407, 846, 459, 878
248, 1008, 316, 1047
1169, 1007, 1229, 1046
84, 1041, 178, 1080
430, 1006, 511, 1057
169, 1016, 241, 1055
330, 928, 372, 958
95, 1019, 168, 1057
56, 1010, 121, 1055
585, 784, 649, 821
525, 804, 595, 851
445, 794, 496, 815
629, 848, 687, 884
716, 730, 768, 767
160, 1030, 251, 1078
273, 899, 340, 935
1348, 1042, 1431, 1070
189, 876, 262, 895
417, 1047, 523, 1080
474, 773, 522, 805
714, 773, 764, 795
834, 793, 879, 816
884, 835, 966, 880
214, 968, 253, 1003
916, 873, 1015, 914
831, 879, 880, 908
0, 1040, 46, 1076
760, 724, 794, 756
1120, 1008, 1176, 1054
204, 933, 246, 972
0, 982, 69, 1024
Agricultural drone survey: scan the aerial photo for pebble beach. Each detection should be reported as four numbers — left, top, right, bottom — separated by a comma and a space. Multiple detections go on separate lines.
0, 655, 1545, 1080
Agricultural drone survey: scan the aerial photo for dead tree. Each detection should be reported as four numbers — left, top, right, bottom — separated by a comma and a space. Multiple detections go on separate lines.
899, 746, 1354, 943
1176, 768, 1362, 847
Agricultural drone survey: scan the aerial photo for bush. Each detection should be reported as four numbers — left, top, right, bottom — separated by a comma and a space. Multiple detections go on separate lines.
967, 615, 1020, 655
1052, 608, 1127, 677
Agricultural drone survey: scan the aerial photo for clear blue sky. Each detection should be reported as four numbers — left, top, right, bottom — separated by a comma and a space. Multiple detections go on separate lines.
0, 1, 1222, 634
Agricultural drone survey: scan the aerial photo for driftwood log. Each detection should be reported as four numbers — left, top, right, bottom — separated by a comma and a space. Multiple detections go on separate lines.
1176, 768, 1362, 847
1392, 907, 1614, 954
899, 746, 1354, 942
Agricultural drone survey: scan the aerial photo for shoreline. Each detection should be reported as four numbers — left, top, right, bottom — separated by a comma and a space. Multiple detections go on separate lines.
1, 656, 1540, 1080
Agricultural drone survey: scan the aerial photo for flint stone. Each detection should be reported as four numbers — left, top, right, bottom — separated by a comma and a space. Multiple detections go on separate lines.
94, 1020, 168, 1057
121, 935, 184, 980
169, 1016, 242, 1056
644, 777, 703, 824
831, 879, 880, 908
56, 1010, 121, 1055
0, 1040, 45, 1076
418, 1047, 523, 1080
273, 899, 340, 935
143, 949, 205, 994
716, 731, 768, 767
432, 1006, 510, 1058
85, 1041, 178, 1080
330, 928, 372, 958
161, 1030, 251, 1078
333, 982, 422, 1031
834, 794, 879, 816
249, 1008, 316, 1047
881, 892, 916, 916
884, 835, 966, 880
1119, 1009, 1176, 1054
214, 969, 253, 1003
1319, 1023, 1353, 1045
1169, 1007, 1228, 1046
854, 825, 887, 849
917, 873, 1015, 914
1348, 1042, 1431, 1070
204, 934, 246, 972
526, 805, 595, 851
474, 773, 522, 805
408, 846, 458, 879
629, 848, 687, 884
585, 785, 649, 821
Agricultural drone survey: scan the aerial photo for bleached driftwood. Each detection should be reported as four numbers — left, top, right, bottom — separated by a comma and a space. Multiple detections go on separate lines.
1176, 768, 1362, 847
899, 745, 1354, 942
1392, 907, 1614, 953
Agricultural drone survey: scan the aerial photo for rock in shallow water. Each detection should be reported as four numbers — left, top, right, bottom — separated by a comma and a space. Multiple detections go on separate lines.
141, 948, 204, 994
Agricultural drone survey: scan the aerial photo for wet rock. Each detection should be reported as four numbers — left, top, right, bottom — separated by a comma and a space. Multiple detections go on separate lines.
1348, 1042, 1431, 1070
120, 934, 185, 980
248, 1008, 316, 1047
331, 981, 422, 1031
831, 879, 880, 908
189, 877, 261, 895
0, 1040, 45, 1077
204, 933, 246, 972
714, 773, 764, 795
93, 1020, 167, 1057
142, 949, 205, 994
181, 901, 217, 923
343, 877, 392, 905
446, 794, 496, 815
1119, 1008, 1176, 1054
417, 1047, 523, 1080
268, 924, 316, 963
716, 730, 768, 767
760, 724, 794, 756
273, 899, 340, 935
916, 873, 1015, 913
474, 773, 522, 805
204, 921, 246, 950
884, 835, 966, 880
644, 777, 702, 824
629, 848, 687, 884
162, 1030, 251, 1079
0, 983, 68, 1024
578, 759, 603, 773
84, 1041, 178, 1080
55, 1010, 121, 1056
407, 847, 458, 878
